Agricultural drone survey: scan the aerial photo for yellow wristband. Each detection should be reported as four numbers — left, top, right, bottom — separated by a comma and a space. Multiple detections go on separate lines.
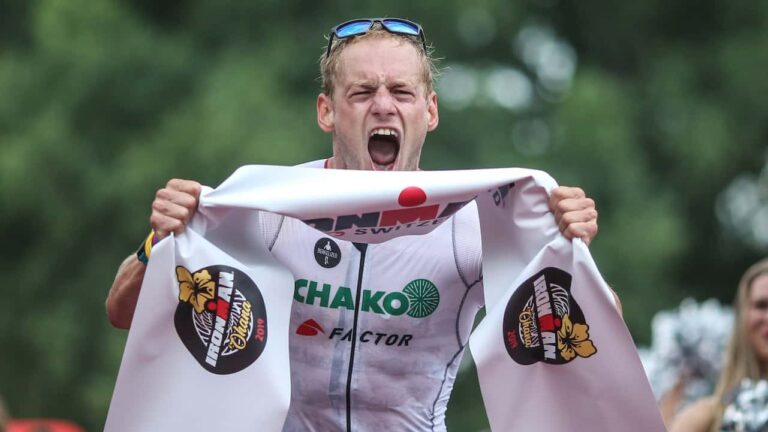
136, 231, 157, 265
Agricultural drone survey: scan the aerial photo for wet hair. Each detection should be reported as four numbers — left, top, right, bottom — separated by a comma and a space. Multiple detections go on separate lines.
319, 23, 439, 97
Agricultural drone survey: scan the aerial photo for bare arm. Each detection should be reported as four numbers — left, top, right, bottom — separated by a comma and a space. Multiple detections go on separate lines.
669, 397, 717, 432
105, 179, 202, 329
106, 255, 147, 329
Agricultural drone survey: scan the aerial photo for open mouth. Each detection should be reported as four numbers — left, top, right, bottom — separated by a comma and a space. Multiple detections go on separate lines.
368, 128, 400, 171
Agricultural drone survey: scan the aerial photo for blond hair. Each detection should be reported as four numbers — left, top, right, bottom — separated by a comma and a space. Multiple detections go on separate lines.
710, 258, 768, 431
319, 24, 439, 97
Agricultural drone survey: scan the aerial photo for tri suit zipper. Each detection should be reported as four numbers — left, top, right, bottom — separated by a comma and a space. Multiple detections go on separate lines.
346, 242, 368, 432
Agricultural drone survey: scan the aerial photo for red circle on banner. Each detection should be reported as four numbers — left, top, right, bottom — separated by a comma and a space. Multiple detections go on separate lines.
398, 187, 427, 207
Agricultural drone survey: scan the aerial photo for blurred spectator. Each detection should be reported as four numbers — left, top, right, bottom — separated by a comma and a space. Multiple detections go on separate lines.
639, 298, 733, 426
670, 258, 768, 432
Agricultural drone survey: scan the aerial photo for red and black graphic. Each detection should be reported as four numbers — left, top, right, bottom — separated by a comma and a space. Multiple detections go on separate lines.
302, 186, 472, 236
314, 238, 341, 268
502, 267, 597, 365
398, 186, 427, 207
174, 265, 267, 374
296, 319, 325, 336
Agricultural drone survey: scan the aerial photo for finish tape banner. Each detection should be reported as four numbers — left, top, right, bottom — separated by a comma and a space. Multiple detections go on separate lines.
105, 165, 664, 432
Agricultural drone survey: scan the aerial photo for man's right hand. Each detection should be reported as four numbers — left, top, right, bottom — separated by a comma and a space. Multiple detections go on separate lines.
106, 179, 201, 329
150, 179, 202, 240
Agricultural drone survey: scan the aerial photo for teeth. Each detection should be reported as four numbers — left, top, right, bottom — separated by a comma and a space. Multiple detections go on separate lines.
370, 128, 398, 138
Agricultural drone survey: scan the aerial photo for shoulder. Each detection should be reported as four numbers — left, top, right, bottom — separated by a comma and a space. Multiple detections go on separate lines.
669, 396, 718, 432
451, 201, 480, 244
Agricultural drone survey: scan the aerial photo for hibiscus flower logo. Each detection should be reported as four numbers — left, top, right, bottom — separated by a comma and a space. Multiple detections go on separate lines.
503, 267, 598, 365
176, 266, 216, 313
557, 313, 597, 361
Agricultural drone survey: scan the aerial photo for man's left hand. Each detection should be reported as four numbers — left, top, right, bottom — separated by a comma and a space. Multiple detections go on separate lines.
549, 186, 598, 246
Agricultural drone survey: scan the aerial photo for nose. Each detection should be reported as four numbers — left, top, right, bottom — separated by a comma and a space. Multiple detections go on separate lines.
371, 88, 396, 117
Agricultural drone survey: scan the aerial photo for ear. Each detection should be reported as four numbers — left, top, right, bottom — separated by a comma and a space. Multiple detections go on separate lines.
317, 93, 335, 133
426, 91, 439, 131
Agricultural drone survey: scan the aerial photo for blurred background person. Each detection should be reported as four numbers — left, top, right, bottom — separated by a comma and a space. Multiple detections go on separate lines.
670, 258, 768, 432
639, 298, 733, 427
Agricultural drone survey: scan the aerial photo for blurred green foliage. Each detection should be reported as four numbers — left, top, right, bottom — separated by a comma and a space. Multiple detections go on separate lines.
0, 0, 765, 430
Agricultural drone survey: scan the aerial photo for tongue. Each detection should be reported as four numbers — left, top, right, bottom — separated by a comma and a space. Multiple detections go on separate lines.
368, 137, 398, 166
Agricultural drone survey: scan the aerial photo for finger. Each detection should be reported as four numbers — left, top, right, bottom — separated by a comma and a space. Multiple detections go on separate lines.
148, 180, 200, 241
152, 198, 194, 222
549, 187, 588, 222
553, 197, 595, 216
150, 211, 189, 240
560, 221, 599, 246
549, 186, 585, 207
556, 207, 598, 230
155, 187, 199, 211
167, 179, 202, 198
553, 199, 588, 225
150, 194, 196, 240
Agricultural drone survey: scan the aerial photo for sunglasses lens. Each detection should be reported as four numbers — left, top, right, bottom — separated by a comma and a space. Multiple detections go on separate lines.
382, 19, 420, 36
336, 20, 373, 38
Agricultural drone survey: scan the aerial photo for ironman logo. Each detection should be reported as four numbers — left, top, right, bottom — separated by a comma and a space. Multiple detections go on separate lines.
174, 265, 268, 374
502, 267, 597, 365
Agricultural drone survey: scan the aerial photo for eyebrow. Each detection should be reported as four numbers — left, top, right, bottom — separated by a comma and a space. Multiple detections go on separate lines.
348, 79, 417, 89
390, 81, 415, 89
349, 81, 378, 90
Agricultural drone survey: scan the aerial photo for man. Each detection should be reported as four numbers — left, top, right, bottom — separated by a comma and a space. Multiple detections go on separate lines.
107, 18, 598, 431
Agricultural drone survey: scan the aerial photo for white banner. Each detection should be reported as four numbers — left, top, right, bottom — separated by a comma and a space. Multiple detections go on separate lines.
105, 165, 664, 432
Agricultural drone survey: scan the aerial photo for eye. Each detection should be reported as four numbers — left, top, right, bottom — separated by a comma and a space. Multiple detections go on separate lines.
393, 89, 416, 100
349, 88, 373, 98
752, 299, 768, 311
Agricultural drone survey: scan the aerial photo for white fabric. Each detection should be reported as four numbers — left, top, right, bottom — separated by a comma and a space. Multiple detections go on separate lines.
105, 165, 664, 432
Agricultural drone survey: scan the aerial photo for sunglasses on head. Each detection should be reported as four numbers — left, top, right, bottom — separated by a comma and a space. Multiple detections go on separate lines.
326, 18, 427, 57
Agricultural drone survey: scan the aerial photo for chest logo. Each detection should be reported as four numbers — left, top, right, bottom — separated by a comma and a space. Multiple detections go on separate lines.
293, 278, 440, 318
314, 238, 342, 268
296, 319, 325, 336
